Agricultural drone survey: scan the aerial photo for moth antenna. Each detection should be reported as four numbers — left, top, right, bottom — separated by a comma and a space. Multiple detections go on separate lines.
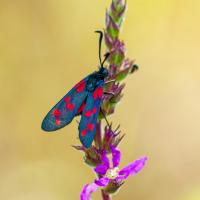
102, 52, 110, 66
95, 30, 103, 67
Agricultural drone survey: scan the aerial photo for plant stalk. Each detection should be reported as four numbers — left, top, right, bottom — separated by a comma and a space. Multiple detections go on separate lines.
101, 190, 111, 200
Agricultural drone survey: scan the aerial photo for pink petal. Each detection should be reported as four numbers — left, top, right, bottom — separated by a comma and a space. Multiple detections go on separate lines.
110, 145, 121, 168
117, 156, 148, 181
80, 183, 99, 200
94, 177, 110, 187
94, 151, 110, 175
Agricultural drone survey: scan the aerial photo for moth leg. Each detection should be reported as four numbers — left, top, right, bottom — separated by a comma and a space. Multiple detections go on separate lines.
105, 79, 115, 84
100, 107, 110, 127
104, 91, 115, 98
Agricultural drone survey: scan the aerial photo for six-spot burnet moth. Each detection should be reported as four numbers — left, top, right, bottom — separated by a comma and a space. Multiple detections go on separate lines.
41, 31, 110, 148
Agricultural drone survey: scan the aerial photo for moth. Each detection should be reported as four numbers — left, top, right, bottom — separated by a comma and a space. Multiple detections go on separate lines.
41, 31, 111, 148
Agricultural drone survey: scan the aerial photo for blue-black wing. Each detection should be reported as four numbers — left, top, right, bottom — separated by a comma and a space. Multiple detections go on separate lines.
79, 80, 104, 148
42, 78, 89, 131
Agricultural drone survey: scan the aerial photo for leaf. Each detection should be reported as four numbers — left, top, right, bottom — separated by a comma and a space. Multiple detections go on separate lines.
115, 68, 130, 81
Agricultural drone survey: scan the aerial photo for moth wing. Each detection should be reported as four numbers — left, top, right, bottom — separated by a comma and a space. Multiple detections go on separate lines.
42, 77, 89, 131
79, 80, 104, 148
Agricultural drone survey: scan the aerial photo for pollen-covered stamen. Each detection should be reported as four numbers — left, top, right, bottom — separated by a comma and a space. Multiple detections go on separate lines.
53, 109, 61, 117
106, 167, 119, 179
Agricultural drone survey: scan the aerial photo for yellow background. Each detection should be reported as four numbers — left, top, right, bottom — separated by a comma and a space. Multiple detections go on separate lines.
0, 0, 200, 199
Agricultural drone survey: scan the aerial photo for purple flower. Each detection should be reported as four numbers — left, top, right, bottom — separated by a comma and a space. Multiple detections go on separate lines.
80, 183, 99, 200
80, 146, 147, 200
101, 125, 124, 151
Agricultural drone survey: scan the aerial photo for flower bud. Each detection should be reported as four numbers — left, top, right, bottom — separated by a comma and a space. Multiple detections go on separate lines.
103, 179, 124, 194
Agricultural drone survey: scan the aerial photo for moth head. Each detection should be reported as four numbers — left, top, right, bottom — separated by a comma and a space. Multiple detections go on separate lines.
99, 66, 109, 78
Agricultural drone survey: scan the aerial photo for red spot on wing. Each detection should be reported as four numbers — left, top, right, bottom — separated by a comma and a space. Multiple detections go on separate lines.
65, 96, 75, 111
81, 123, 95, 137
55, 119, 61, 126
92, 107, 97, 114
66, 103, 74, 111
93, 88, 99, 100
81, 129, 87, 136
75, 80, 84, 88
84, 110, 92, 117
87, 123, 94, 131
78, 102, 85, 113
84, 107, 97, 117
98, 87, 103, 98
53, 109, 61, 117
65, 96, 71, 103
93, 87, 103, 100
76, 81, 86, 93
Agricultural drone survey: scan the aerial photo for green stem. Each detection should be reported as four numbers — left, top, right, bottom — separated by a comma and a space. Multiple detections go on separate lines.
94, 121, 102, 150
97, 165, 112, 200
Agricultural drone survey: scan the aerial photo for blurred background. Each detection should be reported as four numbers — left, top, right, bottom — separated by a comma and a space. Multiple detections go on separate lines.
0, 0, 200, 199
